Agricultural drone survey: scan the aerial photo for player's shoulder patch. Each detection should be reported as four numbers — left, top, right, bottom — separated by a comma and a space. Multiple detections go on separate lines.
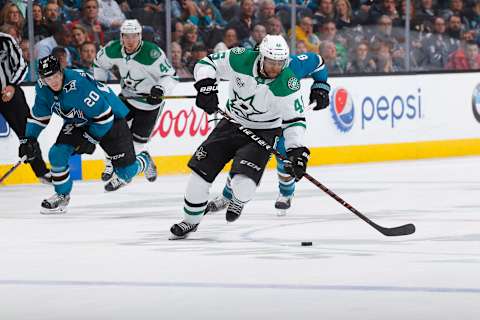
229, 48, 258, 77
104, 40, 122, 59
135, 41, 162, 65
268, 67, 300, 97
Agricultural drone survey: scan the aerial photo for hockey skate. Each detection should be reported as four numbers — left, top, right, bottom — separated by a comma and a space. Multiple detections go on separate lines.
140, 151, 157, 182
104, 173, 127, 192
40, 193, 70, 214
225, 197, 245, 222
38, 172, 52, 185
169, 221, 199, 240
205, 195, 229, 214
101, 160, 114, 182
275, 194, 293, 216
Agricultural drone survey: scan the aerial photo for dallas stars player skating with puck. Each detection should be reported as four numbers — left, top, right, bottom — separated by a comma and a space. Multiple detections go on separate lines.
93, 19, 178, 190
170, 35, 310, 239
207, 51, 330, 216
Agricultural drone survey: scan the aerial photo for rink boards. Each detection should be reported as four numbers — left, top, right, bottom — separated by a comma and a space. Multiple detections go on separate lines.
1, 72, 480, 184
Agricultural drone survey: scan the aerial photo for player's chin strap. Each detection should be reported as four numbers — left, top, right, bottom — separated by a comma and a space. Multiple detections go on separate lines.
0, 155, 27, 185
215, 108, 416, 237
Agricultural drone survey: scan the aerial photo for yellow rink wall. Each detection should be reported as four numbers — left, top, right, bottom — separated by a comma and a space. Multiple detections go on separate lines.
2, 138, 480, 185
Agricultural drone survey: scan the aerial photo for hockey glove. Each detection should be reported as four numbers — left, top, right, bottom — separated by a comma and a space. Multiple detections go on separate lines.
147, 85, 164, 105
284, 146, 310, 181
310, 81, 331, 110
74, 132, 98, 155
18, 137, 42, 163
194, 78, 219, 115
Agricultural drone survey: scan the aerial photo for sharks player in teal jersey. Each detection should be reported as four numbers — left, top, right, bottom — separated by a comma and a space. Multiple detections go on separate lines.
207, 51, 330, 216
19, 55, 157, 214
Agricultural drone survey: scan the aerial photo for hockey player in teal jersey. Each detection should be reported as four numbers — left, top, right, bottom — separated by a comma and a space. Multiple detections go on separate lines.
19, 55, 156, 214
207, 51, 330, 216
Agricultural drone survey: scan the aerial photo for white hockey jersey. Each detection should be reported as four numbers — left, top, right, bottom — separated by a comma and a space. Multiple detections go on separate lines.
194, 47, 306, 149
93, 40, 177, 111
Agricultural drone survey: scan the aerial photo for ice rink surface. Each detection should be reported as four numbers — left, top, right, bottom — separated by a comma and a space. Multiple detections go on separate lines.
1, 157, 480, 319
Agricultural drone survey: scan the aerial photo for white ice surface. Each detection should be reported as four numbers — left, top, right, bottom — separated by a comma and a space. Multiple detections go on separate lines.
1, 157, 480, 319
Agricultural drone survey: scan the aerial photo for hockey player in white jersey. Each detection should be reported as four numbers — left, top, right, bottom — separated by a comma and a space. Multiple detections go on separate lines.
93, 19, 178, 187
170, 35, 310, 239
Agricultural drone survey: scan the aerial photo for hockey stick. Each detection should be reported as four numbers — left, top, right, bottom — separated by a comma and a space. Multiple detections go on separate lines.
0, 156, 27, 184
216, 109, 415, 237
130, 93, 196, 99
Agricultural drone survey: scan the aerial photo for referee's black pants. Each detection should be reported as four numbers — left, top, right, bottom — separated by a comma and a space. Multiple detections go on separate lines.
0, 86, 49, 177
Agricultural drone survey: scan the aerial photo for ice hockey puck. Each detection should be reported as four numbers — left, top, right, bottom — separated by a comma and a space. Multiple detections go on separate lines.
301, 241, 312, 246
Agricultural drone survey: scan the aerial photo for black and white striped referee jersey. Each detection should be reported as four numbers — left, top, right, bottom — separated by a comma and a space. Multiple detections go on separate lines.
0, 32, 27, 89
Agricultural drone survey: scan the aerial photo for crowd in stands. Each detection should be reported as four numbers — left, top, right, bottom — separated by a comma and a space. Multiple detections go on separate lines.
1, 0, 480, 81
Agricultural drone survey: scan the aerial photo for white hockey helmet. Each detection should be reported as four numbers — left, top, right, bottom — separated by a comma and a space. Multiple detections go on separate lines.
121, 19, 142, 35
259, 34, 290, 72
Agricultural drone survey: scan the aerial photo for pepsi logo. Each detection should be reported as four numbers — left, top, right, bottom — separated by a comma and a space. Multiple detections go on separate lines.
472, 83, 480, 123
330, 88, 354, 132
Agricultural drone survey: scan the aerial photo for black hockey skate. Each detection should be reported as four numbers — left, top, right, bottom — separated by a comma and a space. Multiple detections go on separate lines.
274, 194, 293, 216
169, 221, 199, 240
101, 160, 114, 182
104, 173, 127, 192
205, 195, 229, 214
140, 151, 157, 182
40, 193, 70, 214
225, 197, 245, 222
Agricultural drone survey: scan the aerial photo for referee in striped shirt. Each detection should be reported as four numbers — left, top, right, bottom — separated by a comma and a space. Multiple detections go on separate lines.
0, 32, 50, 183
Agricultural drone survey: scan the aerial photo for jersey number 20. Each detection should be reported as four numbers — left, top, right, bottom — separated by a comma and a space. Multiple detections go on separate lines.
84, 91, 100, 107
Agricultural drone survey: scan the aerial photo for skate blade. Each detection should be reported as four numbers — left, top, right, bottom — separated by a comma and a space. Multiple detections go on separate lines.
169, 233, 189, 240
276, 209, 288, 216
40, 207, 67, 215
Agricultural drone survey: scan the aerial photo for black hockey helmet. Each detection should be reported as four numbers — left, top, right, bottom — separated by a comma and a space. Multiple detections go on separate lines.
38, 55, 61, 78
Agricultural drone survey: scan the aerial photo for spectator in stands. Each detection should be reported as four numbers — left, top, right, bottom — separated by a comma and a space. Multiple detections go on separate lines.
171, 41, 192, 78
369, 15, 399, 51
415, 0, 437, 33
319, 20, 348, 68
334, 0, 355, 30
22, 3, 49, 42
34, 22, 72, 64
179, 0, 200, 25
0, 23, 20, 42
0, 2, 24, 36
72, 0, 104, 46
446, 14, 464, 39
441, 0, 469, 26
172, 20, 184, 43
257, 0, 276, 26
296, 40, 308, 54
180, 23, 199, 62
241, 23, 266, 49
187, 42, 208, 73
73, 42, 96, 73
68, 24, 88, 65
220, 0, 239, 22
51, 46, 70, 68
98, 0, 126, 30
420, 16, 459, 69
44, 1, 61, 25
266, 16, 286, 38
320, 40, 345, 73
346, 41, 376, 73
446, 41, 480, 69
213, 27, 239, 52
312, 0, 334, 32
290, 16, 320, 53
467, 0, 480, 30
19, 38, 34, 82
226, 0, 255, 43
375, 42, 396, 72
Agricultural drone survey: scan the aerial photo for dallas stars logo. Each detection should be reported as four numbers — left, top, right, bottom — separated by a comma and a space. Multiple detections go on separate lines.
121, 71, 145, 91
228, 90, 266, 121
63, 80, 77, 93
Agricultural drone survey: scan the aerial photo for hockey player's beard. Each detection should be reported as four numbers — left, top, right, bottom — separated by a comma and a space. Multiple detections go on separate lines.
258, 63, 273, 79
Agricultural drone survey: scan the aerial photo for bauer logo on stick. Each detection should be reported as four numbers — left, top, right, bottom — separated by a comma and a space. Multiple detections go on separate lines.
330, 87, 354, 132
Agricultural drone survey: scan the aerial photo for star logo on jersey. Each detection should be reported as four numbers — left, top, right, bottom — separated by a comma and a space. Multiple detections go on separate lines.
121, 71, 145, 91
228, 90, 266, 121
63, 80, 77, 93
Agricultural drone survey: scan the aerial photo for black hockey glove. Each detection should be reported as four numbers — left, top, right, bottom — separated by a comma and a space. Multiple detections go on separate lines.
310, 81, 331, 111
74, 132, 98, 155
194, 78, 219, 115
284, 147, 310, 181
147, 85, 164, 105
18, 137, 42, 163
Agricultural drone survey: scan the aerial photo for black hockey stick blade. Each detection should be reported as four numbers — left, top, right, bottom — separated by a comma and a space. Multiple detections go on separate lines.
377, 223, 416, 237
